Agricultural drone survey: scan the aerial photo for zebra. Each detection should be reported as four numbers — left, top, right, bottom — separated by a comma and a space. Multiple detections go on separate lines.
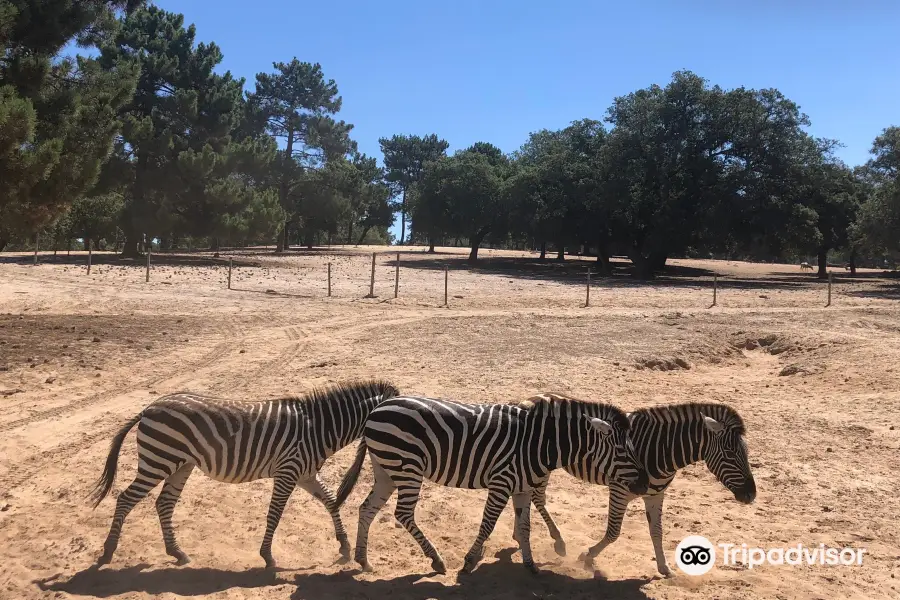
89, 378, 398, 569
521, 400, 756, 576
335, 392, 648, 575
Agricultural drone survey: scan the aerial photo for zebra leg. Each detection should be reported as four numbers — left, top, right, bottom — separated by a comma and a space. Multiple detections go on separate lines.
462, 488, 510, 573
578, 484, 632, 571
259, 469, 299, 569
297, 475, 351, 562
154, 463, 194, 565
512, 491, 539, 575
526, 484, 566, 556
393, 475, 447, 575
354, 461, 396, 572
643, 492, 672, 577
97, 468, 169, 565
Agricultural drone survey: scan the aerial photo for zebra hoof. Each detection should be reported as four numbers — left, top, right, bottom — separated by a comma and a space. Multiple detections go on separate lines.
96, 552, 113, 566
524, 562, 541, 575
554, 539, 567, 557
577, 552, 595, 571
462, 550, 483, 573
658, 564, 673, 578
174, 554, 191, 566
431, 557, 447, 575
358, 561, 374, 573
262, 555, 277, 570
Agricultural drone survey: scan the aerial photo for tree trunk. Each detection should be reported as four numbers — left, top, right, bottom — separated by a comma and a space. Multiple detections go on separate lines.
347, 220, 354, 245
817, 248, 828, 279
651, 252, 667, 272
305, 228, 314, 250
356, 226, 371, 246
0, 239, 7, 253
629, 251, 654, 280
121, 236, 139, 258
849, 249, 857, 275
539, 241, 546, 260
556, 242, 565, 261
468, 230, 488, 263
596, 247, 611, 276
280, 221, 290, 252
400, 187, 407, 245
84, 238, 91, 251
596, 230, 611, 275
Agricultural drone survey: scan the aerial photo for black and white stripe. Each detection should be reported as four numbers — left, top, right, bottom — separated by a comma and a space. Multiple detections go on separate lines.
89, 379, 398, 568
336, 392, 648, 574
528, 401, 756, 576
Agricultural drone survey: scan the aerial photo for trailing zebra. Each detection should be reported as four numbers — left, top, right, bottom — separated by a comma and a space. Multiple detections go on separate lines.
522, 400, 756, 576
335, 392, 648, 575
89, 379, 398, 569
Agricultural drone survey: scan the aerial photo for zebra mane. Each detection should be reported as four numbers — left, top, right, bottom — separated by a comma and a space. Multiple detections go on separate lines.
632, 402, 745, 434
283, 378, 400, 407
519, 393, 631, 431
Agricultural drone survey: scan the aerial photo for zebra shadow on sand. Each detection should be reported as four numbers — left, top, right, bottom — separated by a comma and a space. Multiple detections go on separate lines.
290, 549, 653, 600
36, 548, 653, 599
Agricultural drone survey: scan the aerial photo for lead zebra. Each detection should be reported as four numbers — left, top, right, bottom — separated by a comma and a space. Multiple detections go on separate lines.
523, 400, 756, 576
89, 379, 398, 568
336, 392, 648, 575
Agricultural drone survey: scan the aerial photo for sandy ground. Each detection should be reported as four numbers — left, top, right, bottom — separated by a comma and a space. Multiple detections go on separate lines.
1, 246, 899, 600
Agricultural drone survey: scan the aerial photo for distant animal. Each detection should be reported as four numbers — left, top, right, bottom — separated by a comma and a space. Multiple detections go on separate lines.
800, 262, 813, 271
522, 401, 756, 577
89, 379, 398, 569
339, 392, 647, 575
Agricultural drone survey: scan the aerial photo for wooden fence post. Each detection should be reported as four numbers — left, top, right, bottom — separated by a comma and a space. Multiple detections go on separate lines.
228, 257, 233, 290
711, 273, 718, 307
826, 273, 833, 307
145, 237, 151, 282
394, 252, 400, 299
365, 252, 376, 298
585, 269, 591, 307
87, 246, 92, 275
327, 262, 332, 297
33, 232, 39, 265
444, 265, 449, 307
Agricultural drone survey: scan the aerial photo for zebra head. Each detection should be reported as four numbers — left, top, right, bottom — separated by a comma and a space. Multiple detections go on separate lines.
701, 413, 756, 504
585, 411, 649, 496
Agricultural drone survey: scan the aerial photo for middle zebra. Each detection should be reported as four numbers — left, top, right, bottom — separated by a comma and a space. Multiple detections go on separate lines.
336, 391, 647, 575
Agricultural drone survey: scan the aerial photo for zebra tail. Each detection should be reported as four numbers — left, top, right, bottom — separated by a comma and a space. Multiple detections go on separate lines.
88, 413, 142, 509
334, 438, 368, 509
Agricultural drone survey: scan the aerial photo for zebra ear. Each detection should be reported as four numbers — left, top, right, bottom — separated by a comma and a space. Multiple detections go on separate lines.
589, 418, 613, 435
702, 414, 725, 433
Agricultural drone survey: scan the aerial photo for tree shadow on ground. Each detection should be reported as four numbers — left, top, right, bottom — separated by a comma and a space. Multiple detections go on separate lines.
396, 255, 813, 292
290, 548, 653, 600
34, 563, 301, 597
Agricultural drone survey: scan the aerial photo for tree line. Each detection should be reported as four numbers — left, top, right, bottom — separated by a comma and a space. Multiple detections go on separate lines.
2, 2, 898, 278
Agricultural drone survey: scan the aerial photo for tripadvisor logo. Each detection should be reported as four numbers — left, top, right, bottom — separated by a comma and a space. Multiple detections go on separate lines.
675, 535, 716, 576
674, 535, 868, 576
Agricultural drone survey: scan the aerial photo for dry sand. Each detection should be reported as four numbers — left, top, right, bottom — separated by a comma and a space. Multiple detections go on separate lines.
1, 246, 898, 600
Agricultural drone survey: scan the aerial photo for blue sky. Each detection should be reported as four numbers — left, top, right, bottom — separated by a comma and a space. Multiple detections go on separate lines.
156, 1, 899, 237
